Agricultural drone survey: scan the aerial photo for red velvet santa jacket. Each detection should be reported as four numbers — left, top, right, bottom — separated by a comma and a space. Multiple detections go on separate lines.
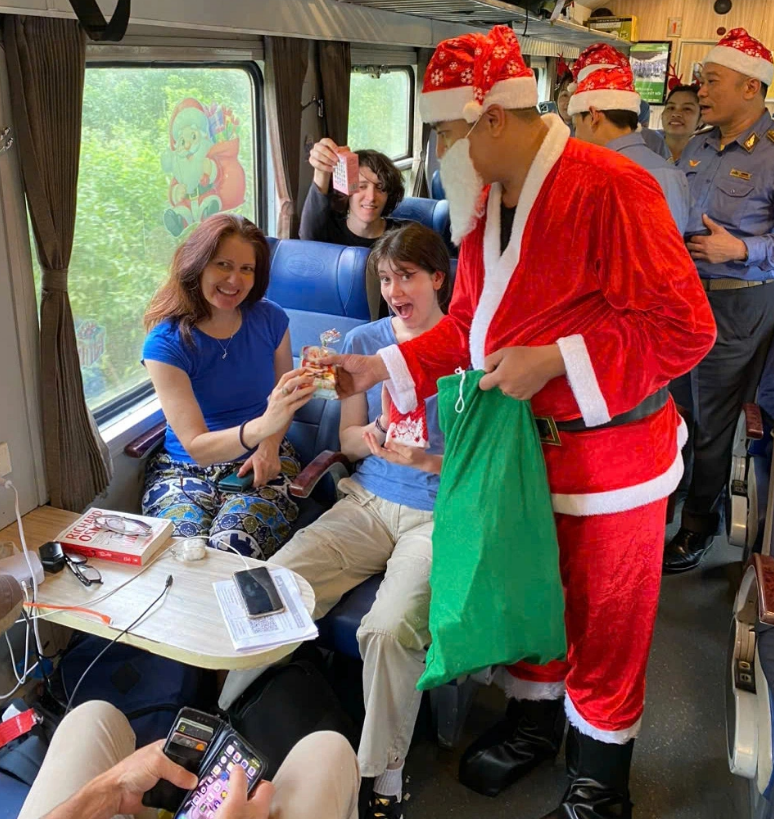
379, 116, 716, 516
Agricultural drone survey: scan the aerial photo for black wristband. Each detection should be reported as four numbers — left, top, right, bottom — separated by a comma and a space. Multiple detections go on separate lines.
238, 420, 251, 452
374, 415, 388, 434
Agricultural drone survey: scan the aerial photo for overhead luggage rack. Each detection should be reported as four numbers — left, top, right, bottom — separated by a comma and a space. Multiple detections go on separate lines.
336, 0, 630, 50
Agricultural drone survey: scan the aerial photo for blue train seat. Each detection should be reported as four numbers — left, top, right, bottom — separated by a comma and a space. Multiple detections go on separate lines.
430, 169, 446, 201
392, 196, 453, 255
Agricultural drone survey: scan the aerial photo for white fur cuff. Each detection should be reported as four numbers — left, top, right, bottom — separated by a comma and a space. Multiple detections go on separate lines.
377, 345, 418, 414
556, 335, 611, 427
565, 693, 642, 744
496, 668, 566, 701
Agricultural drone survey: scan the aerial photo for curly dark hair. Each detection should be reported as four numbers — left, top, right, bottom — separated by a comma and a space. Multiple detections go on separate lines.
332, 149, 405, 216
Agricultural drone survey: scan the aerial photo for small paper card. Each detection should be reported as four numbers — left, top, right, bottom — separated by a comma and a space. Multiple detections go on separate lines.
332, 152, 359, 195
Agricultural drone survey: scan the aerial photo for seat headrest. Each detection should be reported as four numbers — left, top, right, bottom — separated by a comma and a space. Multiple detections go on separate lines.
431, 169, 446, 201
391, 197, 453, 255
266, 239, 370, 321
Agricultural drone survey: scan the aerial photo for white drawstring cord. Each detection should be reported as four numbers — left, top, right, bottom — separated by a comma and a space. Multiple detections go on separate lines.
455, 367, 466, 414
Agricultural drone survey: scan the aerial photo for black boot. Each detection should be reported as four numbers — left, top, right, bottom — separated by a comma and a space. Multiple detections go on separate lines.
540, 733, 634, 818
564, 725, 579, 779
662, 528, 714, 573
458, 698, 566, 797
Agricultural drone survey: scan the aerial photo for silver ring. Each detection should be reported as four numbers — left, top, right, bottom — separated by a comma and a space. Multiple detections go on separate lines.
281, 386, 290, 396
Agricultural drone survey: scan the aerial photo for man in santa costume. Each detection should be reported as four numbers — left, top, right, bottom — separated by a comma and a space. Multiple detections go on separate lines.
328, 25, 715, 818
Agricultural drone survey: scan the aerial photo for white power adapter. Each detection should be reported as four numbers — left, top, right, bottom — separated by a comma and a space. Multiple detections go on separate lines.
0, 550, 44, 588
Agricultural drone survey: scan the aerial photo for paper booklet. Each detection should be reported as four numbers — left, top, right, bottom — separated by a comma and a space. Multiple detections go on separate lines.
55, 508, 173, 566
213, 567, 318, 652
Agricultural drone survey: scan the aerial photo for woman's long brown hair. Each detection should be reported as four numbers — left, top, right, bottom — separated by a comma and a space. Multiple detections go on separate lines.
144, 213, 270, 346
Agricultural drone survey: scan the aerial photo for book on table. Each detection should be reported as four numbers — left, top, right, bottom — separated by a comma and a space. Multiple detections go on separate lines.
55, 508, 173, 566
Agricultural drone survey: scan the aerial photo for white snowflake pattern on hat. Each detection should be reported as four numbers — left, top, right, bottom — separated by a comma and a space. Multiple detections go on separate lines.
431, 69, 444, 86
704, 28, 774, 85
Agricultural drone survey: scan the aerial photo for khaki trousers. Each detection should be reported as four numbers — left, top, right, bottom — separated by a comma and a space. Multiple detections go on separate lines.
18, 701, 359, 819
270, 478, 433, 778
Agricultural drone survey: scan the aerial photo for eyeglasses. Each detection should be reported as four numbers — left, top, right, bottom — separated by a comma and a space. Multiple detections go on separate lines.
93, 514, 152, 537
64, 552, 103, 587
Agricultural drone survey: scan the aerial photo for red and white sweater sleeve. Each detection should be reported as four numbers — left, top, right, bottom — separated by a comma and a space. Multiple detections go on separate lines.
556, 172, 716, 425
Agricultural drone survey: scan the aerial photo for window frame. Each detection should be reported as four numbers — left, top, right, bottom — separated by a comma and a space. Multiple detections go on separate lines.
349, 64, 415, 164
77, 59, 267, 427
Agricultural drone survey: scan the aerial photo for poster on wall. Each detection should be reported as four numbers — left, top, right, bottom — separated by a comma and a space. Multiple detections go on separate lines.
629, 41, 672, 104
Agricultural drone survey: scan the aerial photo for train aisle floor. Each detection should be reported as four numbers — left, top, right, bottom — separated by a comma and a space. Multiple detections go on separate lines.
405, 520, 750, 818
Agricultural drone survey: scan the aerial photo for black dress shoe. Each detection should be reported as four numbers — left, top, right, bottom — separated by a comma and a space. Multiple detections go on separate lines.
540, 734, 634, 819
458, 698, 565, 797
662, 528, 714, 573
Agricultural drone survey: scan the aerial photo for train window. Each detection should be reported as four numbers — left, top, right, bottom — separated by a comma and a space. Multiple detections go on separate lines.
32, 63, 263, 423
348, 68, 413, 161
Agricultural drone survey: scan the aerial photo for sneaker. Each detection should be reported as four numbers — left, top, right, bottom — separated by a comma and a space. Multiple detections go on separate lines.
365, 793, 404, 819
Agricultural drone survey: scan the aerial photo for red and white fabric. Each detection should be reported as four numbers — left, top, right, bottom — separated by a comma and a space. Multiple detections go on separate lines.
567, 65, 641, 117
704, 27, 774, 86
568, 42, 629, 92
418, 24, 537, 124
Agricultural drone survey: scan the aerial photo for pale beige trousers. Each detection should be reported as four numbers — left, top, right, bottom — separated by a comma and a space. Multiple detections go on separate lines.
269, 477, 433, 778
18, 701, 359, 819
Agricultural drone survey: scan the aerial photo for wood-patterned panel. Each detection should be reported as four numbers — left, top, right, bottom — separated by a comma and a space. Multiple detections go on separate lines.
680, 0, 767, 41
609, 0, 685, 42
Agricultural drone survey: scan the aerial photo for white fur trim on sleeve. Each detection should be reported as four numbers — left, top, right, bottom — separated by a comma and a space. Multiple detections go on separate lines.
377, 344, 418, 414
556, 335, 611, 427
565, 693, 642, 744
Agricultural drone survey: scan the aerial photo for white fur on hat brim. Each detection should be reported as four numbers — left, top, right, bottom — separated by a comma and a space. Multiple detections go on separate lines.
577, 62, 619, 82
567, 88, 641, 116
420, 76, 538, 123
704, 44, 774, 86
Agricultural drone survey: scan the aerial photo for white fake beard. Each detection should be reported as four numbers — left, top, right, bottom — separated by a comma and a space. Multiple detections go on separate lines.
439, 137, 485, 246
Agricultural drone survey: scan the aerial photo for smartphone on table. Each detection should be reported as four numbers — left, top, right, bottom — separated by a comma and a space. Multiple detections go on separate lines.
233, 567, 285, 618
173, 731, 266, 819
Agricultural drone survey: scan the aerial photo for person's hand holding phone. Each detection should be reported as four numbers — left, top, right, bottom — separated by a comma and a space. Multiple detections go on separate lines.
216, 766, 274, 819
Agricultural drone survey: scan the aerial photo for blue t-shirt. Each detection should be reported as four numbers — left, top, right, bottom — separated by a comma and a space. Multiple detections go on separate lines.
142, 300, 289, 463
342, 318, 443, 512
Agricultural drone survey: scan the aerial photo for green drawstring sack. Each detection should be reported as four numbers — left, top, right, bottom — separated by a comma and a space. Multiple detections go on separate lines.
417, 369, 567, 691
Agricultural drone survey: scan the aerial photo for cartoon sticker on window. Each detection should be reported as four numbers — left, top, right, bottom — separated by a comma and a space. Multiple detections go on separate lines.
161, 98, 247, 237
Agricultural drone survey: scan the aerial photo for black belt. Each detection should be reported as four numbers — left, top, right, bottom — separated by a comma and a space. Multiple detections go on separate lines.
535, 387, 670, 446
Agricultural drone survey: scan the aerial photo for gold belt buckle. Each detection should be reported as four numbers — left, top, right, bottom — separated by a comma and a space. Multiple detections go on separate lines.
534, 416, 561, 446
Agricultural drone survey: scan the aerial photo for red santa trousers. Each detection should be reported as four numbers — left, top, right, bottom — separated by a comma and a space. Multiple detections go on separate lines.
505, 497, 668, 743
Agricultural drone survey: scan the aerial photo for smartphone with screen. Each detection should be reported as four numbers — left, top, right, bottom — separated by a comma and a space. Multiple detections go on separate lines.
142, 708, 223, 811
538, 101, 558, 115
173, 731, 267, 819
233, 567, 285, 619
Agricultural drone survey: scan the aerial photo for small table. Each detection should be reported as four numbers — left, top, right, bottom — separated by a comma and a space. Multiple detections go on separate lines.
0, 507, 315, 672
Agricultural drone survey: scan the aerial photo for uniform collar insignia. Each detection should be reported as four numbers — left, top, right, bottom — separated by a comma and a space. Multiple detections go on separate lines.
743, 132, 760, 153
689, 159, 701, 167
767, 129, 774, 144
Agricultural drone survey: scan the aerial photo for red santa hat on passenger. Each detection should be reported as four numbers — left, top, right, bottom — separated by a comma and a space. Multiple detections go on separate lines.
703, 28, 774, 86
419, 25, 537, 124
567, 65, 641, 117
568, 43, 629, 93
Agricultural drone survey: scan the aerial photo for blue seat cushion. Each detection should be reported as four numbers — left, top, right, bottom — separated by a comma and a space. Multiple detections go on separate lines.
317, 574, 384, 659
0, 772, 29, 819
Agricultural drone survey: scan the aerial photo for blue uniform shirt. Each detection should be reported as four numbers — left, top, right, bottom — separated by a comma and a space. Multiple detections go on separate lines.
342, 318, 443, 512
142, 300, 289, 463
607, 132, 691, 234
678, 110, 774, 281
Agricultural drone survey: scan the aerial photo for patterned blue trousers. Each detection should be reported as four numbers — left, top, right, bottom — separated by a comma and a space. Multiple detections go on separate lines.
141, 440, 300, 560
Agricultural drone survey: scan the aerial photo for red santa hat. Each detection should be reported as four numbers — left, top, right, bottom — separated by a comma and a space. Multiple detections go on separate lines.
568, 43, 629, 93
419, 25, 537, 124
567, 65, 641, 117
703, 28, 774, 86
169, 98, 209, 149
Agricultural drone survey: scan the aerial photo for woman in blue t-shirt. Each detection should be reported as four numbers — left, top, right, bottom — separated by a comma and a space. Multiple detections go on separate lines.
141, 214, 315, 559
271, 223, 451, 817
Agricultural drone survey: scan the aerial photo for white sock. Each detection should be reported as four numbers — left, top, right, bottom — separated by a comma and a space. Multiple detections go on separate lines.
374, 763, 404, 800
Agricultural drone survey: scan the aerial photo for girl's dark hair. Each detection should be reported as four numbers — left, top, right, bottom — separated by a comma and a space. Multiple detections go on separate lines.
665, 84, 700, 105
367, 223, 452, 313
144, 213, 270, 346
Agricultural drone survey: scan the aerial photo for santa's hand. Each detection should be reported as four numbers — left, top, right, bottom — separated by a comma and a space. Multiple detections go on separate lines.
479, 345, 565, 400
318, 353, 388, 399
310, 138, 346, 175
363, 431, 443, 475
686, 214, 748, 264
172, 183, 188, 205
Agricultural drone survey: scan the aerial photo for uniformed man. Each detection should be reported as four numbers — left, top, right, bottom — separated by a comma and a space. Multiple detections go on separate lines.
664, 28, 774, 572
571, 64, 691, 233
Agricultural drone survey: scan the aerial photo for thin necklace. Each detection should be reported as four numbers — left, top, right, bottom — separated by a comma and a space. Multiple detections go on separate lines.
213, 313, 240, 360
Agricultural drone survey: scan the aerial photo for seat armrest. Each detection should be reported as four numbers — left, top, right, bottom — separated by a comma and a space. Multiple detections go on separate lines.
753, 553, 774, 625
124, 421, 165, 459
742, 403, 764, 440
290, 450, 352, 499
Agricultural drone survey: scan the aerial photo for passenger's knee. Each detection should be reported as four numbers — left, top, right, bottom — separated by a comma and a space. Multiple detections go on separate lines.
357, 609, 427, 653
60, 700, 132, 737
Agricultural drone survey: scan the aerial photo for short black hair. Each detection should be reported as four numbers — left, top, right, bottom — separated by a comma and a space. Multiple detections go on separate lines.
355, 149, 405, 216
761, 82, 769, 99
580, 109, 639, 131
665, 84, 699, 105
